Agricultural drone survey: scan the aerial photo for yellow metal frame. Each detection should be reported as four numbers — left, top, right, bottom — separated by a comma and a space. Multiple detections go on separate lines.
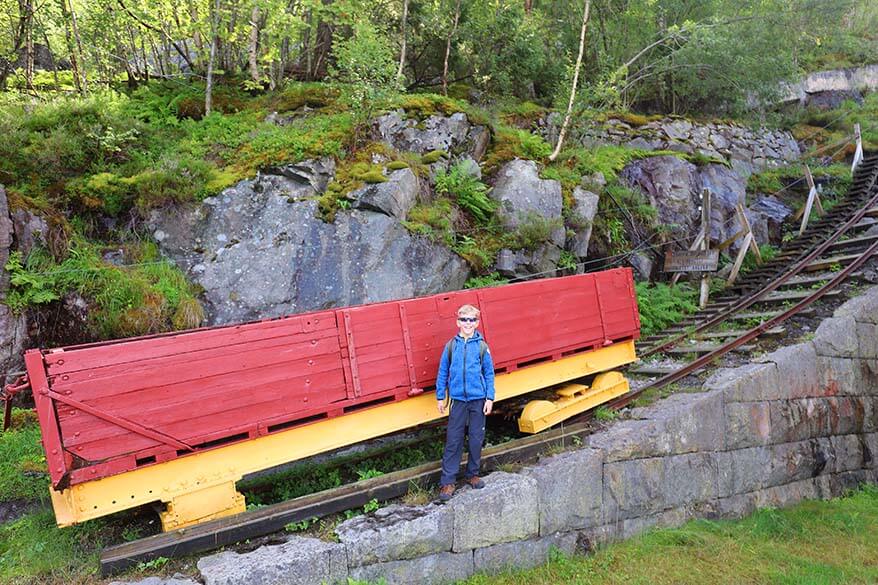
49, 340, 636, 531
517, 371, 630, 433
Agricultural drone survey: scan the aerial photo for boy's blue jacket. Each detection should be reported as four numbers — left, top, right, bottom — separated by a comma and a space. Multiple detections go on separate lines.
435, 331, 495, 402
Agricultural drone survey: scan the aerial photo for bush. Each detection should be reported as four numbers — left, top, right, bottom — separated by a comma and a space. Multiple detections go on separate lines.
635, 282, 699, 336
509, 211, 563, 251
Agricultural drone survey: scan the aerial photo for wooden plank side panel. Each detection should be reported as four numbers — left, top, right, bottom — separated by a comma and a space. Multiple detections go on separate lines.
45, 311, 336, 375
594, 268, 640, 340
69, 368, 349, 462
57, 353, 347, 439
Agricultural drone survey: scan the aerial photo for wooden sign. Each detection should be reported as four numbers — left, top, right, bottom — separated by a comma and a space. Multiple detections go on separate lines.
664, 249, 719, 272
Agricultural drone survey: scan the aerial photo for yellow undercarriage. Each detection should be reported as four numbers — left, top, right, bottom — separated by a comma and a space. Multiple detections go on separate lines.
49, 340, 636, 531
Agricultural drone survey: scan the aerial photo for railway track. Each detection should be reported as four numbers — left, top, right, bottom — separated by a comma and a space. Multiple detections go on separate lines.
100, 153, 878, 575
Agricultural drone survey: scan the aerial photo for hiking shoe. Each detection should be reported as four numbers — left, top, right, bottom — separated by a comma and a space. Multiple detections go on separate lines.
465, 476, 485, 489
438, 484, 456, 502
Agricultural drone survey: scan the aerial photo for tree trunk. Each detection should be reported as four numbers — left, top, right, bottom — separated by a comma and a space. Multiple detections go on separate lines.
397, 0, 409, 81
205, 0, 221, 116
68, 0, 87, 92
549, 0, 590, 162
57, 0, 81, 92
441, 0, 461, 96
248, 5, 261, 83
23, 0, 35, 93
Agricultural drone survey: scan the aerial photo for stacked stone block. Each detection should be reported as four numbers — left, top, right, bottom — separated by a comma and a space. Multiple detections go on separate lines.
183, 287, 878, 585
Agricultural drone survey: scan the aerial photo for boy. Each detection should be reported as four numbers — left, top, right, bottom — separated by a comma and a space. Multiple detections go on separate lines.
435, 304, 495, 501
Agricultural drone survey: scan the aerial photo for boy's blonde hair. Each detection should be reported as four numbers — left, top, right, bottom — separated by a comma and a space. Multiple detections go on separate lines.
457, 304, 480, 318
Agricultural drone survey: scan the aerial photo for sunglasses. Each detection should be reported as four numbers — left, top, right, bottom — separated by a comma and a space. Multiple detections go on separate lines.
457, 317, 479, 323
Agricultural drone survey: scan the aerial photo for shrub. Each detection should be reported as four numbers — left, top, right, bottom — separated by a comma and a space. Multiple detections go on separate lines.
635, 282, 699, 337
509, 212, 563, 251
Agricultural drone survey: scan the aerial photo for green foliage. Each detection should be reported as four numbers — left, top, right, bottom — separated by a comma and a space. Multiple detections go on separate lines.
402, 199, 455, 245
0, 410, 48, 503
508, 212, 563, 252
483, 126, 551, 171
3, 241, 203, 339
593, 406, 619, 422
464, 272, 508, 289
330, 21, 399, 110
635, 282, 699, 337
558, 250, 577, 271
239, 434, 445, 506
0, 509, 107, 582
465, 486, 878, 585
420, 150, 448, 164
434, 161, 495, 223
740, 244, 779, 275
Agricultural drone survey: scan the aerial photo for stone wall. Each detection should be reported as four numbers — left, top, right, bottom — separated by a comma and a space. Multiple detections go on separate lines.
116, 287, 878, 585
541, 115, 801, 178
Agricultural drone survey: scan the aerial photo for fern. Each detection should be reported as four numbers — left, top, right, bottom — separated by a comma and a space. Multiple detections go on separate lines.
635, 282, 699, 336
434, 161, 495, 224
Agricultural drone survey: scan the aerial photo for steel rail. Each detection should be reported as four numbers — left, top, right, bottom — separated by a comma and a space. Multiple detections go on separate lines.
100, 420, 592, 575
615, 234, 878, 407
641, 155, 878, 358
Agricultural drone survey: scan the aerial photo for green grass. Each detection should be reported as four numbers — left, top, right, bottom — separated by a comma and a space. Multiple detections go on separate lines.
0, 510, 109, 584
0, 410, 48, 503
461, 485, 878, 585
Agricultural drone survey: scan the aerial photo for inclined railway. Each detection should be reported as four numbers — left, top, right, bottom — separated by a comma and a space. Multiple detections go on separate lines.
4, 152, 876, 575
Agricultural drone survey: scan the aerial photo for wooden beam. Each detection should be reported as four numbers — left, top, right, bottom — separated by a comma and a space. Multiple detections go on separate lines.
727, 231, 753, 286
699, 189, 711, 308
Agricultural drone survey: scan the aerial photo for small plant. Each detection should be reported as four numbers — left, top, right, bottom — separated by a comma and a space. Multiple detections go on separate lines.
558, 250, 578, 271
510, 212, 563, 251
285, 517, 318, 532
593, 406, 619, 421
635, 282, 699, 337
355, 468, 384, 481
136, 556, 169, 572
363, 498, 380, 514
464, 272, 508, 289
434, 161, 495, 223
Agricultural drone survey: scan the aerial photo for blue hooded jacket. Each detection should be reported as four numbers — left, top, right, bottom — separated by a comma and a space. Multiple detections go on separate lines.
435, 331, 495, 402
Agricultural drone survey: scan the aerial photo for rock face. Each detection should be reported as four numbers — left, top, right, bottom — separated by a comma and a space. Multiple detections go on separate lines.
0, 186, 27, 380
567, 187, 599, 259
778, 64, 878, 107
350, 168, 419, 220
490, 159, 565, 278
373, 110, 489, 160
149, 164, 469, 326
546, 116, 800, 177
621, 156, 785, 249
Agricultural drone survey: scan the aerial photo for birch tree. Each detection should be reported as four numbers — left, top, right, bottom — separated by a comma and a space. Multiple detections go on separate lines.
549, 0, 589, 161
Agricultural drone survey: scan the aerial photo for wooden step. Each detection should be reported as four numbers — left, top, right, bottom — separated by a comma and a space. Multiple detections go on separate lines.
827, 234, 878, 253
629, 364, 683, 376
757, 289, 841, 303
666, 343, 756, 355
728, 308, 814, 321
695, 327, 786, 340
805, 250, 878, 272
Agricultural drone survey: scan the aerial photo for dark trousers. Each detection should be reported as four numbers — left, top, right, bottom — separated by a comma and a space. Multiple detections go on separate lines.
440, 399, 486, 486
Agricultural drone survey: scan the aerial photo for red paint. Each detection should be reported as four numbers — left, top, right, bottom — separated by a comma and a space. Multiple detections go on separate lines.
26, 270, 640, 488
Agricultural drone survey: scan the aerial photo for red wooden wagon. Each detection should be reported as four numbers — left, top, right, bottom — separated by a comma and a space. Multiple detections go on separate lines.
16, 269, 640, 530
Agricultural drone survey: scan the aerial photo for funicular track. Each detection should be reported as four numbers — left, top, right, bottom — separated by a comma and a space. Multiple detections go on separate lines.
100, 154, 878, 575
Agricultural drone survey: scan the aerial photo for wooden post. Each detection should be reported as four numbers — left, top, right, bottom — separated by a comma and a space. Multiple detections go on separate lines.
727, 232, 753, 286
699, 189, 711, 308
803, 164, 824, 216
735, 203, 762, 263
852, 123, 864, 173
799, 167, 821, 236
